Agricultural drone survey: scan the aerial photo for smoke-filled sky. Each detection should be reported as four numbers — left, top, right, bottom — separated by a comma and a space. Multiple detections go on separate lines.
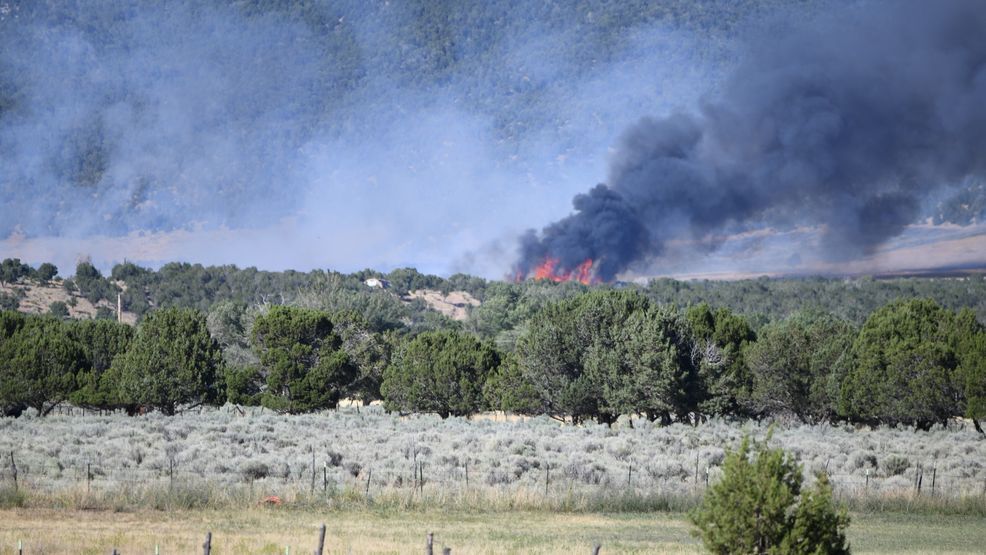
2, 0, 985, 279
517, 0, 986, 281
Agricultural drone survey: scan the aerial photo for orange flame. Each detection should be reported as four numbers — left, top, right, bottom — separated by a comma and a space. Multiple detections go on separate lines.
530, 257, 597, 285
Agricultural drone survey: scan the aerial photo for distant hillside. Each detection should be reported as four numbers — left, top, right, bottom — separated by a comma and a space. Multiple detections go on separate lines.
0, 278, 137, 324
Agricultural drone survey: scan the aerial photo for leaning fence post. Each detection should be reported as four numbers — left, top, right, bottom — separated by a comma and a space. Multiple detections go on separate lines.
930, 466, 937, 496
315, 523, 326, 555
592, 544, 602, 554
426, 532, 434, 555
203, 531, 212, 555
365, 469, 372, 499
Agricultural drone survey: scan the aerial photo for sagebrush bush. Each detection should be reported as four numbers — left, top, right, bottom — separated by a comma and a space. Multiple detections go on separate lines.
882, 455, 910, 477
0, 406, 984, 513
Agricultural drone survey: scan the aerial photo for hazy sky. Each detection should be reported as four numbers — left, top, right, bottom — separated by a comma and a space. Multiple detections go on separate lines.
1, 1, 984, 279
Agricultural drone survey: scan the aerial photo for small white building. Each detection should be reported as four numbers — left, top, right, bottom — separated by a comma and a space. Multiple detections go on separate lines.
363, 278, 390, 289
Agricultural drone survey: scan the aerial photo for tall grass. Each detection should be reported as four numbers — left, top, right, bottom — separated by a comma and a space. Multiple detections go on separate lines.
5, 479, 985, 516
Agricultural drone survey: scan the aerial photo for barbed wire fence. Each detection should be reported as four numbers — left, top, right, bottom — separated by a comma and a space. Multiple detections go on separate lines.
3, 445, 985, 505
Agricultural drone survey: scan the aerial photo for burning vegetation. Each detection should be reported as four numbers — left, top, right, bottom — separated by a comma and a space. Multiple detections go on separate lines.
520, 257, 599, 285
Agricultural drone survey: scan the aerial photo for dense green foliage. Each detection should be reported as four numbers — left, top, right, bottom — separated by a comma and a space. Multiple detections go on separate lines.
746, 311, 854, 423
690, 436, 850, 554
249, 306, 356, 413
382, 330, 499, 418
0, 259, 985, 428
67, 319, 134, 410
840, 300, 965, 429
0, 258, 32, 286
0, 315, 82, 416
108, 308, 224, 415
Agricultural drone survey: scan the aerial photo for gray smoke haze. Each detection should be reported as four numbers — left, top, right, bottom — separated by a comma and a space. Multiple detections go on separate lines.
4, 0, 789, 275
517, 0, 986, 281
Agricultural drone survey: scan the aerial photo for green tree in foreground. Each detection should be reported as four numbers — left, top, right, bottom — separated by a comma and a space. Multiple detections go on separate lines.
251, 306, 356, 413
690, 436, 850, 555
68, 319, 135, 410
0, 316, 83, 416
382, 330, 499, 418
745, 310, 855, 423
839, 299, 962, 429
955, 309, 986, 434
109, 308, 224, 415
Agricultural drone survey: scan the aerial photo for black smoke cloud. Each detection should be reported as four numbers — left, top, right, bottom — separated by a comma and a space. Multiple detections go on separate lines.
516, 0, 986, 281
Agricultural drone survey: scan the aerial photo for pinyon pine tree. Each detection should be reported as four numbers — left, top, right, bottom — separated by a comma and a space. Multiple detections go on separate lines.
690, 435, 850, 555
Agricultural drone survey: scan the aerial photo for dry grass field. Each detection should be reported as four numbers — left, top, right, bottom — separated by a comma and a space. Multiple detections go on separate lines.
1, 508, 985, 554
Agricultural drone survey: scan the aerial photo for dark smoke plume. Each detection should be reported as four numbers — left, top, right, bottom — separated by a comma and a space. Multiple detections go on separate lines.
516, 0, 986, 281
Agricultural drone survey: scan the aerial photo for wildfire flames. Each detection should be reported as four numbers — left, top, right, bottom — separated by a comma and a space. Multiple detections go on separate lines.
527, 257, 598, 285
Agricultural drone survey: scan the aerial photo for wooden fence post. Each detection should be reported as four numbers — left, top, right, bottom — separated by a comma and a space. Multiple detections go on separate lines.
366, 469, 372, 498
323, 462, 327, 493
544, 463, 550, 496
310, 446, 316, 496
464, 460, 469, 488
315, 523, 326, 555
426, 532, 434, 555
87, 462, 92, 493
930, 466, 937, 496
592, 544, 601, 554
203, 531, 212, 555
8, 451, 17, 492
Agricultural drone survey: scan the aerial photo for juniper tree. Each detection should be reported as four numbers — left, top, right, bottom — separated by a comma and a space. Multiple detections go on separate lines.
690, 435, 850, 555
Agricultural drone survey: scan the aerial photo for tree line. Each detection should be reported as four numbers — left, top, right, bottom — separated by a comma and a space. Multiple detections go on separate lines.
1, 289, 983, 432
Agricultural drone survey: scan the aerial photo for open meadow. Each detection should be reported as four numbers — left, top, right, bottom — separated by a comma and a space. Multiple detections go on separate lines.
2, 508, 986, 554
